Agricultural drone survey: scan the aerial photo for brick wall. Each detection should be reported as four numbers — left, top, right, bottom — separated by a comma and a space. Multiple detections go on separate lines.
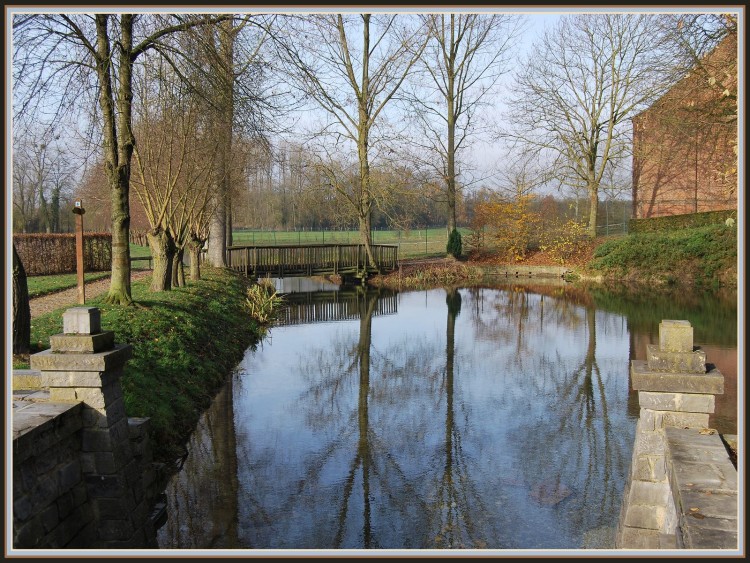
632, 33, 737, 219
13, 401, 96, 548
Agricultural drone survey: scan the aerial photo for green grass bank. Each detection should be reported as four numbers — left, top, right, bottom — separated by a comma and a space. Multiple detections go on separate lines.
585, 222, 738, 289
17, 267, 263, 466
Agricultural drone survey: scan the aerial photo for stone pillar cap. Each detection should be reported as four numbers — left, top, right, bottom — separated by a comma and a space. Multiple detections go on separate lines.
659, 320, 694, 352
63, 307, 102, 335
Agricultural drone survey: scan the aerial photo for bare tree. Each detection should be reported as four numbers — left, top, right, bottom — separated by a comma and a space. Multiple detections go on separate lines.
275, 14, 428, 271
11, 127, 75, 233
168, 15, 284, 268
408, 13, 522, 236
504, 14, 675, 238
13, 13, 230, 304
659, 12, 738, 116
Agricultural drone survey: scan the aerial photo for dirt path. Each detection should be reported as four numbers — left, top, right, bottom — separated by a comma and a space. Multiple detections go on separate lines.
30, 271, 152, 319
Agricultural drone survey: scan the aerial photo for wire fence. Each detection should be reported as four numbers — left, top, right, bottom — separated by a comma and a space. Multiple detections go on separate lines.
231, 228, 458, 260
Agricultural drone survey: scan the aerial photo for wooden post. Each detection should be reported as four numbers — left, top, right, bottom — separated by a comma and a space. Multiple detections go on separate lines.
73, 200, 86, 304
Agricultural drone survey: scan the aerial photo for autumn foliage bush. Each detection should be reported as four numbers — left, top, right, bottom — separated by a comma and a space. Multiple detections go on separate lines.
539, 219, 590, 264
468, 194, 540, 261
468, 194, 591, 265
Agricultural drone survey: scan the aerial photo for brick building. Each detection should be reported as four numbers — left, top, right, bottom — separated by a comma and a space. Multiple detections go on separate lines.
631, 31, 738, 219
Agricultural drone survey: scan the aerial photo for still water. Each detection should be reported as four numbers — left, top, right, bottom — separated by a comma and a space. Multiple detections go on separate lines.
157, 280, 738, 552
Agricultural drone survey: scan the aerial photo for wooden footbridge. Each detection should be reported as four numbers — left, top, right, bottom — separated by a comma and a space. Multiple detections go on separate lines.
225, 244, 398, 279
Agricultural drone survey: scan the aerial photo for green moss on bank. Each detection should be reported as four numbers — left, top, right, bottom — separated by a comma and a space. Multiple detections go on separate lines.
22, 267, 263, 464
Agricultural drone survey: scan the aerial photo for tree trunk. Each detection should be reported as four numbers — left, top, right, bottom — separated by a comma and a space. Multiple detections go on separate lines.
358, 212, 379, 273
188, 237, 203, 281
208, 187, 227, 267
358, 116, 379, 272
147, 229, 175, 292
446, 45, 457, 236
108, 168, 133, 302
207, 18, 235, 268
225, 197, 233, 248
587, 179, 599, 238
171, 246, 186, 288
97, 15, 133, 305
13, 244, 31, 355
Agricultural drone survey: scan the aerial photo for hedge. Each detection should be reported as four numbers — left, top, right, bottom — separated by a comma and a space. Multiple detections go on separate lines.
628, 209, 737, 234
13, 233, 112, 276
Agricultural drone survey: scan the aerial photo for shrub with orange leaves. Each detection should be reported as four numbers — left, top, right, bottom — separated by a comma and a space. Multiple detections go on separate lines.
469, 194, 541, 261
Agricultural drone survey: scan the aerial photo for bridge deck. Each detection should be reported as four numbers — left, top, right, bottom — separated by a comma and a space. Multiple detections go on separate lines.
226, 243, 398, 278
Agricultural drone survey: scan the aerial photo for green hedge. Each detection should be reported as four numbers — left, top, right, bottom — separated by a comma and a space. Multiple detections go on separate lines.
629, 209, 737, 234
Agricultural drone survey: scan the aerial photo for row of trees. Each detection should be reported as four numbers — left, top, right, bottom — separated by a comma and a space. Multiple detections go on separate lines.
11, 11, 737, 305
12, 126, 79, 234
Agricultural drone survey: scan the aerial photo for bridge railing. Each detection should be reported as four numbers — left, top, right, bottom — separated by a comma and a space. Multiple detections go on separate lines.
226, 243, 398, 277
276, 290, 399, 326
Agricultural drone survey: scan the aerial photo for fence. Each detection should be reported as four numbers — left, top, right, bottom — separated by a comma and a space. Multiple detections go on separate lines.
232, 228, 456, 260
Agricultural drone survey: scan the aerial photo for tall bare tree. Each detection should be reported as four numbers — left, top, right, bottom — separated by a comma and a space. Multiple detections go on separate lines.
168, 15, 282, 268
13, 13, 230, 304
275, 14, 428, 270
504, 14, 675, 238
409, 14, 522, 235
11, 127, 74, 233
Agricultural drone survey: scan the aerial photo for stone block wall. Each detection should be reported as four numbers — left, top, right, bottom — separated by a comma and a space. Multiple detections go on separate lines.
13, 400, 96, 548
616, 320, 737, 550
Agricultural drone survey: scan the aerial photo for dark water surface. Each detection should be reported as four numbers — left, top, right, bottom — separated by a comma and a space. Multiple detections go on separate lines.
157, 281, 738, 552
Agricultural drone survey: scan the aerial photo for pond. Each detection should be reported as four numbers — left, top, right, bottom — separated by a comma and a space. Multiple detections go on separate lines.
156, 279, 738, 553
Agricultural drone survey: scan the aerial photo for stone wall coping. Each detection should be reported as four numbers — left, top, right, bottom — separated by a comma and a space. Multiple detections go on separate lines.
631, 360, 724, 394
664, 427, 738, 550
12, 401, 84, 460
13, 370, 44, 391
29, 344, 133, 373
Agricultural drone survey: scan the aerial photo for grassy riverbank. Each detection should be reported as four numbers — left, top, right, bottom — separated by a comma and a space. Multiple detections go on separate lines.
16, 267, 264, 466
585, 223, 738, 289
370, 222, 738, 291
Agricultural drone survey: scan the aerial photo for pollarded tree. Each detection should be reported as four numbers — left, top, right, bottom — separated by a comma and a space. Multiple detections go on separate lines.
274, 14, 428, 271
12, 13, 231, 304
130, 55, 216, 291
409, 13, 522, 236
505, 13, 675, 238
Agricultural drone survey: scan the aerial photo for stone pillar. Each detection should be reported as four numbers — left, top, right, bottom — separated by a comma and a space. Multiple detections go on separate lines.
29, 307, 157, 548
616, 320, 724, 549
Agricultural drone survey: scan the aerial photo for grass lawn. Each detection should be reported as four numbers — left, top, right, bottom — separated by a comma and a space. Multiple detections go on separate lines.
25, 243, 152, 298
26, 271, 112, 298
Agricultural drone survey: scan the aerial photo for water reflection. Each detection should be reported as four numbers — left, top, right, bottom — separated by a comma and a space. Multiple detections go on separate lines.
156, 376, 241, 547
158, 282, 738, 551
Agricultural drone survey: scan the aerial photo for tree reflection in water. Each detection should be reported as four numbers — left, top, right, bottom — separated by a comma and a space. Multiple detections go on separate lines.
462, 285, 633, 545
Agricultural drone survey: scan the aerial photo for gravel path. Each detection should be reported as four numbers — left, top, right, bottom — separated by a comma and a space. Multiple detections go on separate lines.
30, 271, 152, 319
